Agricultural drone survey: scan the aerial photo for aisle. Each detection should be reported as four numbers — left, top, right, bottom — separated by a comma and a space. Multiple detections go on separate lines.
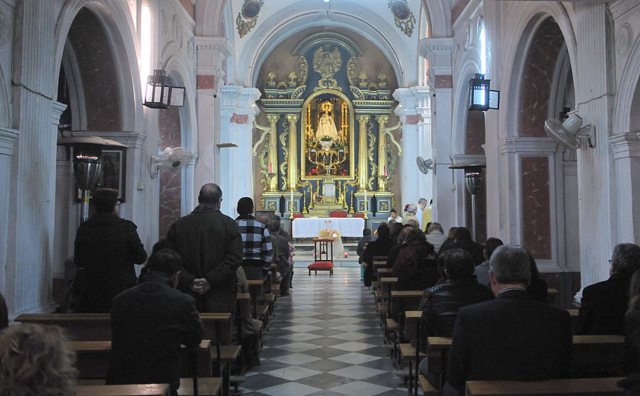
238, 268, 407, 396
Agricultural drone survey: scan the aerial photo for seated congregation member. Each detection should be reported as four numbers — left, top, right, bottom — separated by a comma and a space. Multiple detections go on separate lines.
474, 237, 504, 287
362, 223, 395, 287
417, 249, 494, 376
577, 243, 640, 335
443, 245, 572, 396
357, 228, 376, 260
74, 188, 147, 313
625, 269, 640, 373
392, 227, 432, 277
235, 197, 273, 281
395, 230, 438, 291
438, 226, 458, 255
0, 291, 7, 330
449, 227, 484, 266
269, 216, 293, 296
385, 224, 413, 270
527, 250, 548, 303
107, 248, 204, 396
425, 222, 448, 254
0, 323, 77, 396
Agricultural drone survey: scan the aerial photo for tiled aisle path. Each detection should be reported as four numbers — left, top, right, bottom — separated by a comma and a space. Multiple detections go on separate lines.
238, 267, 408, 396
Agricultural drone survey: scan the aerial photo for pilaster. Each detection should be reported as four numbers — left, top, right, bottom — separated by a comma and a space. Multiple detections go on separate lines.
219, 85, 261, 217
611, 132, 640, 243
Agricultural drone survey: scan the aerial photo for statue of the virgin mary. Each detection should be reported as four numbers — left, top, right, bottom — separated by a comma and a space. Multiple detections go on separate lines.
315, 101, 340, 142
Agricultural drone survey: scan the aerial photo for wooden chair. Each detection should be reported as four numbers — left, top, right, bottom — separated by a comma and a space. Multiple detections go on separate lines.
308, 238, 334, 275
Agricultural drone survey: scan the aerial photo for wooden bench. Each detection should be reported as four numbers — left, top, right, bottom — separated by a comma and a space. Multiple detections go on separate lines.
200, 313, 242, 396
15, 313, 111, 340
418, 335, 625, 393
77, 378, 222, 396
464, 377, 626, 395
70, 340, 212, 380
76, 383, 171, 396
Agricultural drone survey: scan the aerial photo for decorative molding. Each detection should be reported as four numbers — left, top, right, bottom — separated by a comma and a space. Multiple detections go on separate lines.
0, 127, 19, 156
498, 137, 564, 154
292, 32, 362, 57
611, 132, 640, 159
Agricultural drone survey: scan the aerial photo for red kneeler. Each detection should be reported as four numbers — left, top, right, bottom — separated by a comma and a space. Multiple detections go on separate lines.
308, 238, 334, 276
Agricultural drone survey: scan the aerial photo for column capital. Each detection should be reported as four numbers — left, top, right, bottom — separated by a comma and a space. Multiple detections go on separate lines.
357, 114, 371, 124
611, 132, 640, 159
375, 115, 389, 125
286, 113, 299, 122
267, 114, 281, 123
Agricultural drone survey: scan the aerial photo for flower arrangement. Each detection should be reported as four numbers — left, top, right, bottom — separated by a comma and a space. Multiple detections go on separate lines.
320, 135, 333, 142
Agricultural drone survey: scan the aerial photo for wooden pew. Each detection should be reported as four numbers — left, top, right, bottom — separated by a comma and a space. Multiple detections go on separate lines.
70, 340, 212, 380
420, 335, 626, 393
200, 313, 241, 396
76, 384, 171, 396
464, 377, 626, 395
567, 308, 578, 333
77, 378, 222, 396
15, 313, 111, 340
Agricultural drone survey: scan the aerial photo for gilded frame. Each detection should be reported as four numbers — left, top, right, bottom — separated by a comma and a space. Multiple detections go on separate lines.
301, 89, 355, 181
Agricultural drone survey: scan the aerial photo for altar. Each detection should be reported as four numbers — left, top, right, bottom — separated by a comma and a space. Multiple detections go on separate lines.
292, 217, 365, 238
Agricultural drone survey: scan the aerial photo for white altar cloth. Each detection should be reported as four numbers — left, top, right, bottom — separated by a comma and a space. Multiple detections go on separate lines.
292, 217, 365, 238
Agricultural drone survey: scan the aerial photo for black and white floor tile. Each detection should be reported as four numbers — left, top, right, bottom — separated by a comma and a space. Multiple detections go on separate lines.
238, 267, 408, 396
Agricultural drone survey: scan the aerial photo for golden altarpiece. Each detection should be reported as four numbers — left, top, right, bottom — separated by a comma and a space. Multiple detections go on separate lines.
252, 33, 402, 223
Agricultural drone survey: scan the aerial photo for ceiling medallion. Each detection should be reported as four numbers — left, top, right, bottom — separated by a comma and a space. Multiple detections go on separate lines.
236, 0, 264, 38
388, 0, 416, 37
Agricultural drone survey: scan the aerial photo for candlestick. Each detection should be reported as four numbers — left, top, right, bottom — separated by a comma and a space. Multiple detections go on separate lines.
290, 190, 294, 212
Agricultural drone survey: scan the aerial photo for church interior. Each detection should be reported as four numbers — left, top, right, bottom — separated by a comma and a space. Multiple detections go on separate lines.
1, 0, 640, 393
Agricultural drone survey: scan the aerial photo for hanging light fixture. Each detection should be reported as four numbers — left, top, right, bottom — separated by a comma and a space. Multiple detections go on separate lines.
143, 61, 185, 109
468, 73, 500, 111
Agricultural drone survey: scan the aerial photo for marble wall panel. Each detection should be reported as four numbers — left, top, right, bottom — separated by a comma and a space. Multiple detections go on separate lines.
522, 156, 551, 259
520, 18, 564, 137
466, 110, 485, 155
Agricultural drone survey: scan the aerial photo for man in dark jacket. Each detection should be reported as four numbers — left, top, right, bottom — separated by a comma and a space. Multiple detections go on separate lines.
577, 243, 640, 335
74, 188, 147, 312
167, 183, 243, 313
443, 245, 572, 395
107, 248, 204, 396
417, 249, 493, 359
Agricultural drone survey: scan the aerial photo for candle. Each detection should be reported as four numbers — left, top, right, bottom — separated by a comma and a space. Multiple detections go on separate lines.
269, 162, 272, 173
364, 189, 367, 211
290, 190, 294, 211
384, 165, 387, 176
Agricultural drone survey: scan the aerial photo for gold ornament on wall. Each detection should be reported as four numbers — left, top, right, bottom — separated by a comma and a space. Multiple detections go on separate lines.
237, 0, 264, 38
388, 0, 416, 37
313, 45, 343, 91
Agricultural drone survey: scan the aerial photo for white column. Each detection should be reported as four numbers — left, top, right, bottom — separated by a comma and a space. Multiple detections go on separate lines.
195, 36, 232, 204
611, 133, 640, 243
393, 88, 419, 209
0, 128, 19, 305
412, 86, 432, 202
219, 85, 261, 217
419, 38, 454, 228
7, 0, 58, 315
574, 4, 617, 290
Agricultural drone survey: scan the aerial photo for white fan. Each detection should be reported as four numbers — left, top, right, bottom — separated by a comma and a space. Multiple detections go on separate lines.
544, 114, 595, 149
416, 156, 435, 175
150, 147, 193, 178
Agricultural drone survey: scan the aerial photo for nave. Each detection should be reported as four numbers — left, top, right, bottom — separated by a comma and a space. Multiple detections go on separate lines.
239, 268, 407, 396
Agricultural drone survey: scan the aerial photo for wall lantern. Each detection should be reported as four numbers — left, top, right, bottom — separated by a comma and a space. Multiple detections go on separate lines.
58, 136, 128, 222
143, 62, 185, 109
468, 73, 499, 111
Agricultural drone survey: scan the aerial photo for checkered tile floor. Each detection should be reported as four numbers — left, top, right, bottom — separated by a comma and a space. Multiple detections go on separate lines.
238, 267, 408, 396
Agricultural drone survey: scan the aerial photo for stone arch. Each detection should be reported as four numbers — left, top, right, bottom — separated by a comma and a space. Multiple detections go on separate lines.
419, 0, 452, 38
614, 28, 640, 134
54, 1, 143, 132
235, 8, 414, 88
